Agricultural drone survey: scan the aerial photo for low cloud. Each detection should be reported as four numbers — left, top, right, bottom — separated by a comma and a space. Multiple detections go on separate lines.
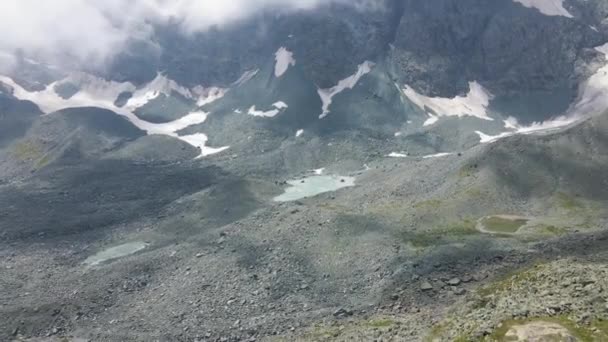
0, 0, 352, 69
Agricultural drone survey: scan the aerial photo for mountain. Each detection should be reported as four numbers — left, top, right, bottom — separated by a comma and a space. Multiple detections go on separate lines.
1, 1, 608, 341
0, 93, 41, 147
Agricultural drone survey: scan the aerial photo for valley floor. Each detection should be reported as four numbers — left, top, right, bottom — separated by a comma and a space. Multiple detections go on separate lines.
2, 146, 608, 342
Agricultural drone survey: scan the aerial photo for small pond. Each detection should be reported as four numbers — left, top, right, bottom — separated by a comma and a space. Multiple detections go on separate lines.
477, 215, 529, 234
274, 175, 355, 202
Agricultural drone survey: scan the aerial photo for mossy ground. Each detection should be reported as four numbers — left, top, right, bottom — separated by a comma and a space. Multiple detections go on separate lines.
413, 199, 443, 210
531, 224, 568, 236
366, 318, 395, 328
425, 320, 476, 342
401, 219, 479, 248
11, 140, 52, 169
458, 163, 479, 178
476, 264, 544, 298
12, 141, 43, 161
274, 317, 398, 341
555, 192, 583, 211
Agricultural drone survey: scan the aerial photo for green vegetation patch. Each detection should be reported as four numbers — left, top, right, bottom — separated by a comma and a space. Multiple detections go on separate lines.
365, 201, 409, 221
401, 219, 478, 248
458, 163, 480, 178
305, 325, 343, 340
426, 322, 447, 342
12, 141, 43, 161
555, 192, 583, 211
532, 224, 567, 236
366, 318, 395, 328
35, 154, 51, 168
289, 317, 397, 341
481, 216, 528, 234
413, 199, 443, 210
11, 140, 52, 169
425, 321, 475, 342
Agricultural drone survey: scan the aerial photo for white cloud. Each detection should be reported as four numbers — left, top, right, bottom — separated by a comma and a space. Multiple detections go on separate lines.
0, 0, 359, 69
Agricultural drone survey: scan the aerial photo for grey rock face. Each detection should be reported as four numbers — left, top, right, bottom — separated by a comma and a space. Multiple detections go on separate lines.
109, 1, 398, 89
2, 3, 608, 341
99, 0, 608, 128
390, 0, 603, 100
133, 92, 195, 124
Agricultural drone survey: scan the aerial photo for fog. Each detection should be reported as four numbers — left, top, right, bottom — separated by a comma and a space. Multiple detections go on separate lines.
0, 0, 372, 69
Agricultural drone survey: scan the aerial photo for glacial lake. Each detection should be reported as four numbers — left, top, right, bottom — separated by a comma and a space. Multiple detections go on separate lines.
274, 175, 355, 202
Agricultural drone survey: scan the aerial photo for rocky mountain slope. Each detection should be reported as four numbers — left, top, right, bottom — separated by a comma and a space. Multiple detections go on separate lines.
1, 0, 608, 341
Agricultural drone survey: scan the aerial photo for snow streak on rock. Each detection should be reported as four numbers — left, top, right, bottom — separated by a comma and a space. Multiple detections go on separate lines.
192, 86, 227, 107
475, 116, 577, 144
387, 152, 408, 158
318, 61, 374, 119
402, 81, 493, 126
513, 0, 573, 18
423, 153, 453, 159
476, 43, 608, 144
0, 73, 230, 157
571, 43, 608, 118
274, 47, 296, 78
248, 101, 288, 118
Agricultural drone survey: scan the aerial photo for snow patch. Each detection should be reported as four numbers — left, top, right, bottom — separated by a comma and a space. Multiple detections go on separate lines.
274, 47, 296, 78
504, 117, 519, 129
142, 111, 209, 133
474, 42, 608, 145
423, 115, 439, 127
121, 111, 229, 157
403, 81, 493, 126
59, 73, 135, 103
248, 101, 288, 118
388, 152, 408, 158
512, 0, 573, 18
475, 116, 577, 144
318, 61, 374, 119
570, 43, 608, 118
477, 41, 608, 146
475, 131, 515, 144
179, 133, 230, 158
0, 73, 135, 114
423, 153, 453, 159
192, 86, 227, 107
0, 74, 229, 157
273, 101, 288, 109
125, 73, 192, 110
513, 116, 577, 134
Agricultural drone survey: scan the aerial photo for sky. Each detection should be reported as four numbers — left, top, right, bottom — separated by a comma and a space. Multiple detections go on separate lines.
0, 0, 340, 69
